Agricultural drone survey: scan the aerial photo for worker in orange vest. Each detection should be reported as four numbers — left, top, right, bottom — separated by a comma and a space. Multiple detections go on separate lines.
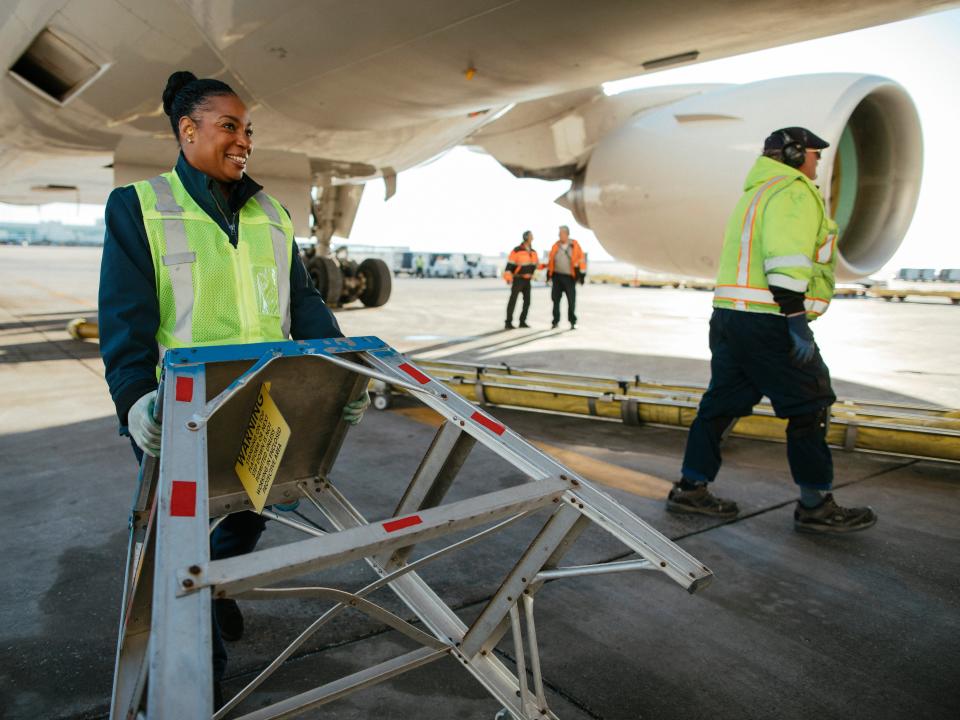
547, 225, 587, 329
503, 230, 543, 328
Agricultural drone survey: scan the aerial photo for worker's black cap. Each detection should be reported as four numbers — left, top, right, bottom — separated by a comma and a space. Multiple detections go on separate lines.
763, 127, 830, 152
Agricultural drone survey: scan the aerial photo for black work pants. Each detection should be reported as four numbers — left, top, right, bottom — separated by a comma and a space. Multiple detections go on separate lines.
506, 277, 531, 324
209, 512, 265, 679
681, 308, 836, 489
551, 274, 577, 326
129, 439, 265, 682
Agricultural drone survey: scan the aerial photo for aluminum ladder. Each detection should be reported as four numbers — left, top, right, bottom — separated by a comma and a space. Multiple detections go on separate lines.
109, 336, 712, 719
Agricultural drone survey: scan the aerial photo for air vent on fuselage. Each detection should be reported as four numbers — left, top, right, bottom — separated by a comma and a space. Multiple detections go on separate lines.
9, 28, 101, 104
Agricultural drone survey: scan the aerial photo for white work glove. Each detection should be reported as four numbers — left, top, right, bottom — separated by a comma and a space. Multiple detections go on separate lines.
129, 389, 162, 456
342, 391, 371, 426
273, 499, 301, 512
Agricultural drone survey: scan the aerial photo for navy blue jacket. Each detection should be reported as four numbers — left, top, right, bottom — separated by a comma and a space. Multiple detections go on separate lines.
99, 153, 342, 431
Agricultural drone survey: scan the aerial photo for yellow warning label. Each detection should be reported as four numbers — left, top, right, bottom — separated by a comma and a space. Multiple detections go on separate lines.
235, 382, 290, 513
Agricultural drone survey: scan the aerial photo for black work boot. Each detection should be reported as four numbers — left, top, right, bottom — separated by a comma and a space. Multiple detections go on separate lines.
504, 321, 515, 329
666, 483, 739, 518
794, 494, 877, 534
215, 598, 244, 642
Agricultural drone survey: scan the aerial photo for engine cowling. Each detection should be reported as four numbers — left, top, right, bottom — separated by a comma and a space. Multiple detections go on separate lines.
561, 75, 923, 280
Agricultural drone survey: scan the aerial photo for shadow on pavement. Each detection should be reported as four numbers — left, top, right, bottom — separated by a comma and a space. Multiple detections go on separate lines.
0, 339, 101, 363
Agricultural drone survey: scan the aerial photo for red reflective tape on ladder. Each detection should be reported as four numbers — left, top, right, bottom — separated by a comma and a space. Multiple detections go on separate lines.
398, 363, 430, 385
169, 481, 197, 517
383, 515, 422, 533
175, 376, 194, 402
471, 411, 505, 435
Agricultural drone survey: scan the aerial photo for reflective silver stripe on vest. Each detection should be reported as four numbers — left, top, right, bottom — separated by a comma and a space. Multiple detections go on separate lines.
147, 175, 194, 342
805, 298, 829, 315
763, 254, 813, 272
714, 285, 777, 304
716, 286, 830, 316
817, 233, 837, 263
162, 251, 196, 266
736, 176, 789, 286
149, 175, 181, 214
253, 192, 291, 338
766, 273, 809, 292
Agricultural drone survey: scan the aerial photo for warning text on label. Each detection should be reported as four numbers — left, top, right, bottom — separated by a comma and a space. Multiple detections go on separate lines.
235, 382, 291, 513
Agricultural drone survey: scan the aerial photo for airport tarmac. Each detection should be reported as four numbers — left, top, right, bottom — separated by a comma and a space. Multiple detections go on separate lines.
1, 245, 958, 720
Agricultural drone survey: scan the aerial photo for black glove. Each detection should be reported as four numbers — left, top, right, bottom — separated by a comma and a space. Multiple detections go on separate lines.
577, 272, 586, 285
786, 314, 816, 366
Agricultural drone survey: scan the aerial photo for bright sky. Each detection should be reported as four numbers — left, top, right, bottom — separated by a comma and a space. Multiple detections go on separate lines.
3, 8, 959, 276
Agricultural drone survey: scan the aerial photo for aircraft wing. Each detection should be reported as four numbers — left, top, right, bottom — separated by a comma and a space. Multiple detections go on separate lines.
0, 0, 948, 269
1, 0, 953, 185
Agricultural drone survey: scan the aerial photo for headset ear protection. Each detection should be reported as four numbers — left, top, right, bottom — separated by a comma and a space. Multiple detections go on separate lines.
779, 129, 806, 168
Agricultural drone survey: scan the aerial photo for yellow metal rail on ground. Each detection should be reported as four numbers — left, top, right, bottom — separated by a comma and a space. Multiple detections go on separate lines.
66, 319, 959, 463
372, 359, 960, 464
868, 287, 960, 304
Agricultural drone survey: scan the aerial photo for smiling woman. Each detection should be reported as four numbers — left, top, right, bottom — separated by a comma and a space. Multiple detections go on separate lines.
162, 71, 252, 189
96, 70, 362, 704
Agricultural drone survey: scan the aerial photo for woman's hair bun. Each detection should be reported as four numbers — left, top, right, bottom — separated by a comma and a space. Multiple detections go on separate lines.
162, 71, 198, 117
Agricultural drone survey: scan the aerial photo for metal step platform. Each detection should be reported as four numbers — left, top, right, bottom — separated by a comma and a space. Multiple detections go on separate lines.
109, 336, 712, 719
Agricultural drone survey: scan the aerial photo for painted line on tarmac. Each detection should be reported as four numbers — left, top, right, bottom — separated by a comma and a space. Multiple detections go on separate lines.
389, 405, 671, 500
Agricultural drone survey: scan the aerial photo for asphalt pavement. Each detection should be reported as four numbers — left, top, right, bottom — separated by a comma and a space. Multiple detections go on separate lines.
1, 246, 958, 720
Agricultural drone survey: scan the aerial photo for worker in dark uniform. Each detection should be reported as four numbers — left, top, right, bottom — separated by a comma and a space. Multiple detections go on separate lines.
669, 127, 877, 534
547, 225, 587, 329
503, 230, 542, 329
98, 70, 369, 701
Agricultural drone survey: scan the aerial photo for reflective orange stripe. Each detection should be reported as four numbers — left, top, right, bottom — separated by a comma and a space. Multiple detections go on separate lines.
715, 286, 832, 316
714, 285, 778, 305
736, 176, 789, 286
817, 234, 837, 264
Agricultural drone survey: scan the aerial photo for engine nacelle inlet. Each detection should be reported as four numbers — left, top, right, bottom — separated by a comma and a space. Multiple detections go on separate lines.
561, 75, 923, 280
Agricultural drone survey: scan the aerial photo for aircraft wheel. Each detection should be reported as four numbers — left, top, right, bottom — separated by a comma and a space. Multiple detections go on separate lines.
358, 258, 392, 307
372, 392, 391, 411
307, 256, 343, 306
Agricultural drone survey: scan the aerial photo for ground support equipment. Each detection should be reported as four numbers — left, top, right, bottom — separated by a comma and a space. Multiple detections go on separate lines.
868, 284, 960, 304
368, 359, 960, 464
109, 336, 712, 719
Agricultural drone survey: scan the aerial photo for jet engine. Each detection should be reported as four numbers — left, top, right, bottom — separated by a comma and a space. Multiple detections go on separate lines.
558, 75, 923, 280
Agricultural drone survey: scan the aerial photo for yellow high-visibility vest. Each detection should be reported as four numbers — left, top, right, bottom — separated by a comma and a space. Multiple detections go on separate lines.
713, 156, 838, 319
132, 171, 293, 359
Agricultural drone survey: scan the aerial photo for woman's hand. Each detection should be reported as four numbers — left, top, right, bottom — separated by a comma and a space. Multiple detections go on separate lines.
342, 391, 371, 426
129, 390, 162, 456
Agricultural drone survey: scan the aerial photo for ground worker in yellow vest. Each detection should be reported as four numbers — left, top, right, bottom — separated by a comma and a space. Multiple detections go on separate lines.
669, 127, 876, 535
503, 230, 543, 328
97, 71, 369, 697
